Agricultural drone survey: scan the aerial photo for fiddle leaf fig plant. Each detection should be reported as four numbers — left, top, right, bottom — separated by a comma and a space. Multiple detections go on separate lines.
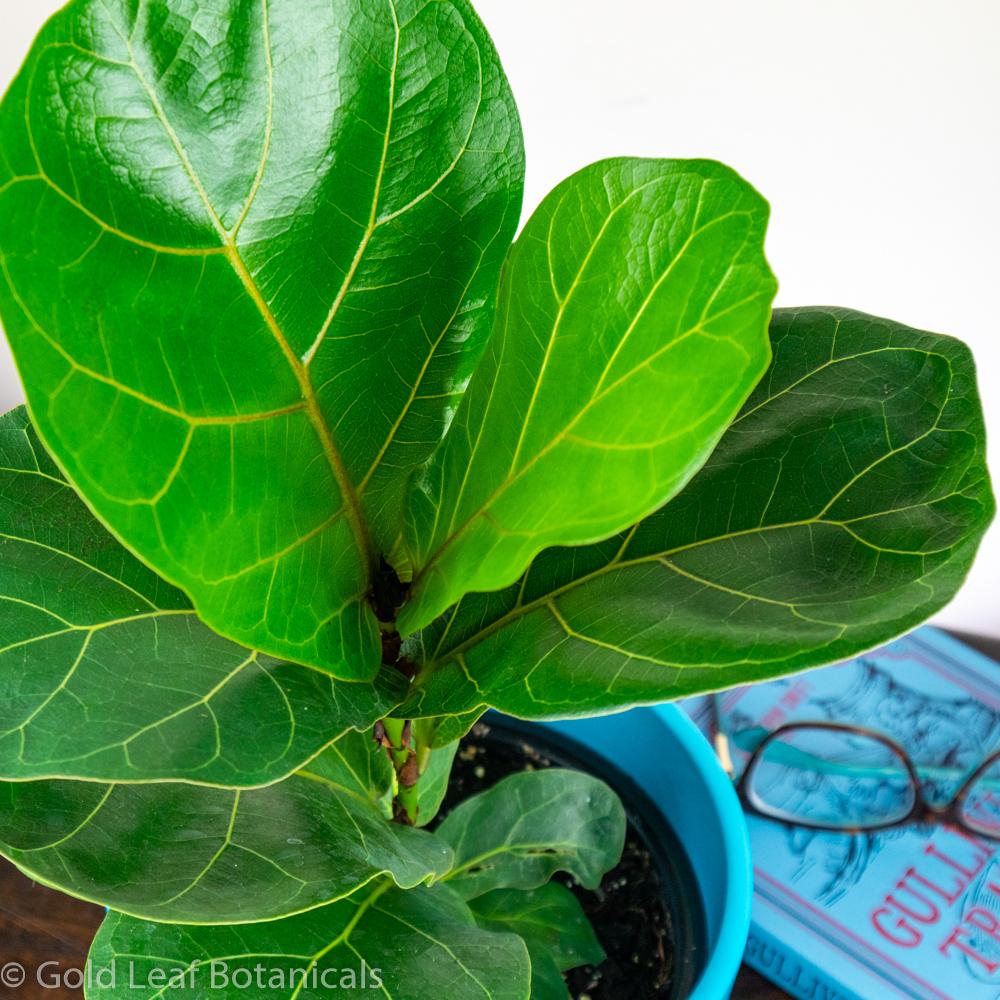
0, 1, 993, 998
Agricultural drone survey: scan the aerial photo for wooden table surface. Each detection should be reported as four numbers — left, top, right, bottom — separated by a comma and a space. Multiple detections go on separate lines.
4, 632, 998, 999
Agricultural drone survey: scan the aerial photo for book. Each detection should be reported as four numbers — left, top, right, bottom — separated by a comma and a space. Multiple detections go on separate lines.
683, 627, 1000, 1000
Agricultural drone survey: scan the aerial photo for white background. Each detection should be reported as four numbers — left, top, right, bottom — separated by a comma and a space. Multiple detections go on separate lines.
1, 1, 998, 636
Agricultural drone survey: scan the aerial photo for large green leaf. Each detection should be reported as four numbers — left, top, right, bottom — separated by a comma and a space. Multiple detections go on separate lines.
404, 308, 995, 724
0, 0, 523, 679
0, 406, 402, 785
0, 731, 451, 924
398, 157, 776, 633
470, 884, 605, 1000
87, 882, 531, 1000
437, 769, 626, 899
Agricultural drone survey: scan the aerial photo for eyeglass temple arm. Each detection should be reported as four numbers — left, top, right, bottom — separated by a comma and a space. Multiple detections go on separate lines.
709, 694, 735, 778
729, 732, 999, 788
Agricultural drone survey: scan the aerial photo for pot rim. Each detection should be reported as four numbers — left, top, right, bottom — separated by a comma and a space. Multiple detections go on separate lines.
490, 706, 753, 1000
653, 705, 753, 1000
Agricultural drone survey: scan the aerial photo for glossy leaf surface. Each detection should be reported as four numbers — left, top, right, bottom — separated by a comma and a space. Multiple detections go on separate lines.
405, 308, 995, 723
0, 0, 523, 678
437, 769, 626, 899
399, 157, 776, 633
470, 883, 605, 1000
469, 884, 604, 970
0, 406, 402, 785
508, 949, 566, 1000
0, 732, 451, 923
87, 882, 531, 999
414, 738, 459, 827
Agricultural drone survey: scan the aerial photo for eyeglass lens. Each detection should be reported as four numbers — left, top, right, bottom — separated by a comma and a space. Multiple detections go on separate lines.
746, 726, 916, 830
961, 757, 1000, 837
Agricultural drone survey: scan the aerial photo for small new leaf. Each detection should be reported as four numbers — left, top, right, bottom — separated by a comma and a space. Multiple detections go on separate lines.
437, 769, 626, 899
414, 739, 460, 828
399, 157, 776, 633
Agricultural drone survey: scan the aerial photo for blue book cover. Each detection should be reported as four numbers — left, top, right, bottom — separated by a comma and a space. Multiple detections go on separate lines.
684, 627, 1000, 1000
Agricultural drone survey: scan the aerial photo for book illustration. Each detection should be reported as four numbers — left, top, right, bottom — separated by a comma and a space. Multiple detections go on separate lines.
813, 660, 1000, 804
782, 829, 900, 907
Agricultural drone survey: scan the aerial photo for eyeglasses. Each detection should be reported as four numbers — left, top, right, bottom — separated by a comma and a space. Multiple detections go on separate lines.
709, 696, 1000, 839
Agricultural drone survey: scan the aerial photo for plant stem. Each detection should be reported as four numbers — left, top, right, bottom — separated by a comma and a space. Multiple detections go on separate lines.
415, 738, 432, 775
382, 717, 420, 825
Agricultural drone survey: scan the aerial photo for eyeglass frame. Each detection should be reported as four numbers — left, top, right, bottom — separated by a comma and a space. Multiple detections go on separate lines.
709, 695, 1000, 838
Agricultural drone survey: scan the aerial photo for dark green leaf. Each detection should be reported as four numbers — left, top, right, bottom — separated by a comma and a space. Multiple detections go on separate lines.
0, 406, 402, 785
414, 738, 459, 828
405, 308, 995, 720
514, 949, 568, 1000
469, 883, 605, 970
87, 882, 531, 999
0, 0, 523, 679
399, 157, 776, 633
436, 769, 626, 899
0, 732, 451, 923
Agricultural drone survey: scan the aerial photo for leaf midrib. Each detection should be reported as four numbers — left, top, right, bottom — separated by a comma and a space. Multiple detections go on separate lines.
96, 2, 377, 575
444, 841, 581, 882
409, 197, 761, 598
301, 0, 401, 369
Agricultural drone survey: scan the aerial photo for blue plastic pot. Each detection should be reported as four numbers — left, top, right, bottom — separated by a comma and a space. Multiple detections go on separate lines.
530, 705, 752, 1000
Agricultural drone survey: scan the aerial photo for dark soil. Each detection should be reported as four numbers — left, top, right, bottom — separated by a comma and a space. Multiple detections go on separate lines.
436, 721, 679, 999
